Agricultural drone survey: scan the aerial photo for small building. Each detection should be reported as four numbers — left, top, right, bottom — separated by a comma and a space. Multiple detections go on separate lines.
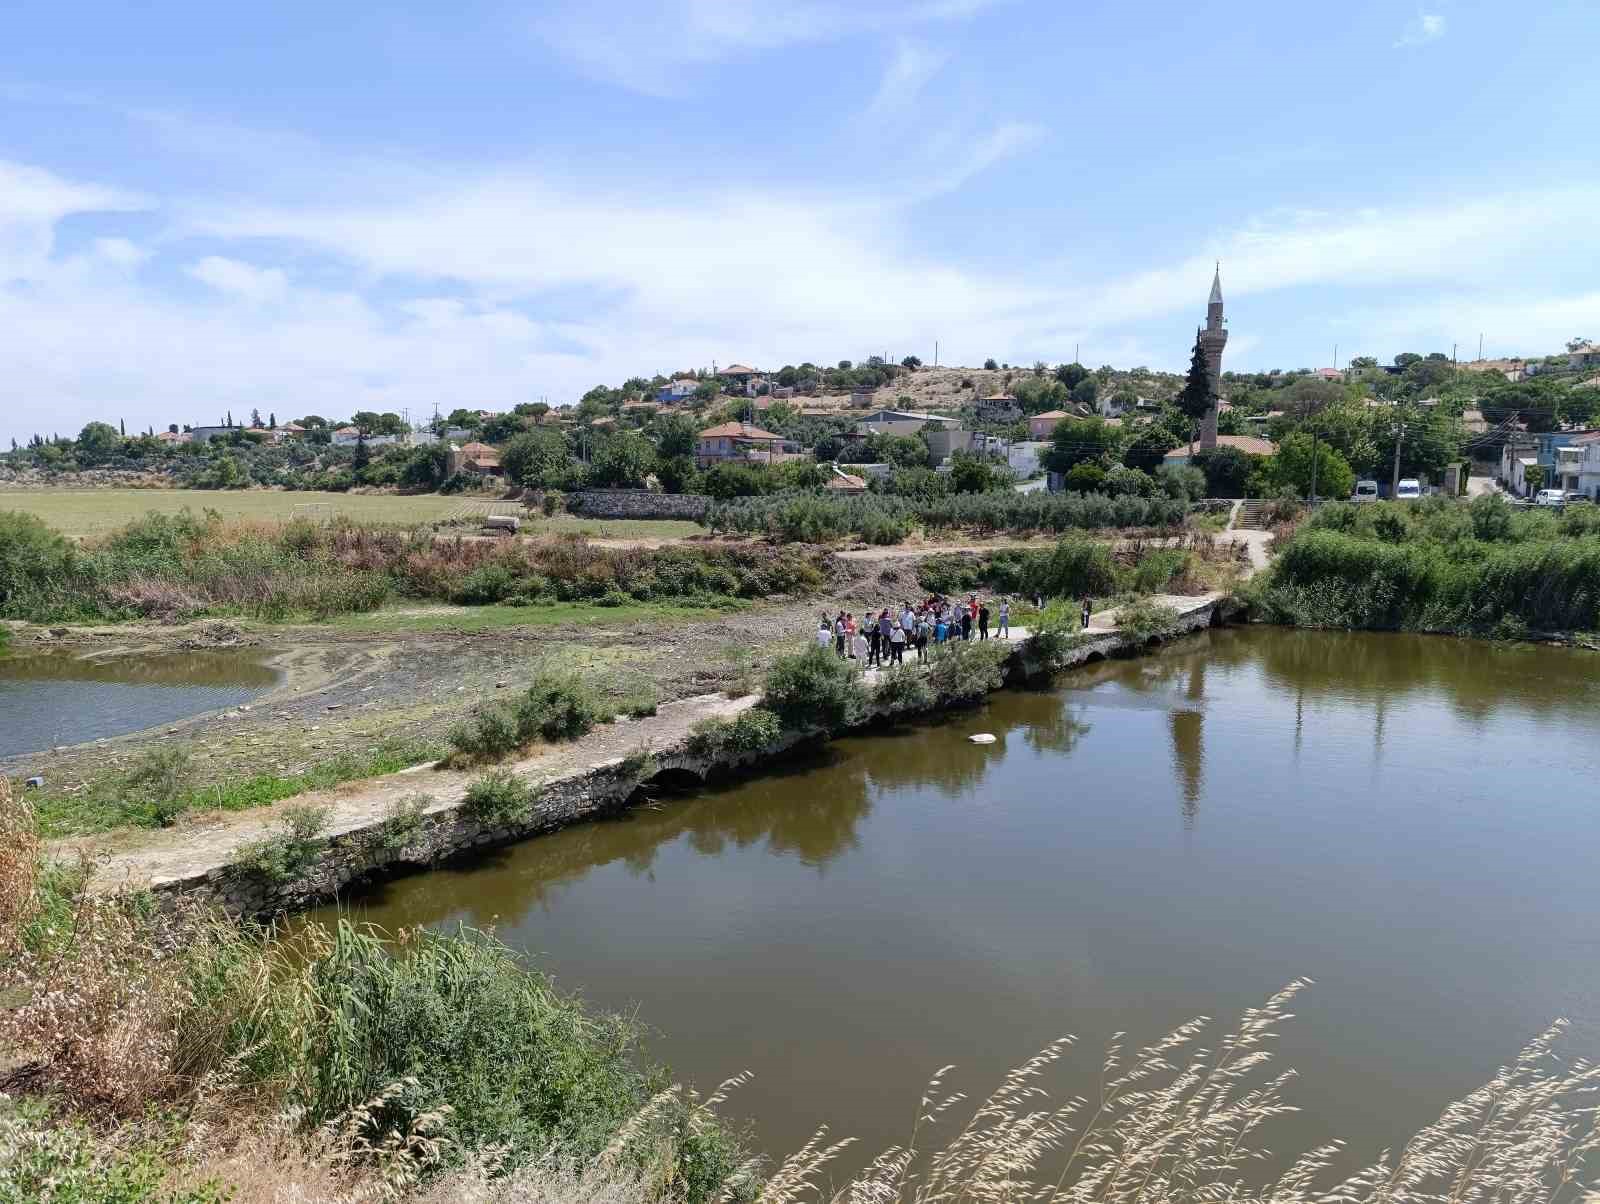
1008, 441, 1050, 478
656, 378, 699, 402
1577, 436, 1600, 500
447, 441, 502, 477
854, 409, 958, 439
1162, 434, 1275, 466
975, 393, 1022, 422
187, 425, 236, 444
696, 421, 783, 468
824, 467, 869, 494
1568, 344, 1600, 370
1028, 410, 1072, 440
155, 429, 191, 444
1313, 368, 1344, 382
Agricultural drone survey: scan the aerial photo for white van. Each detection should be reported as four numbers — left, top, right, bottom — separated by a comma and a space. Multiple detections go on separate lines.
1535, 489, 1567, 508
1395, 479, 1421, 499
1352, 479, 1379, 502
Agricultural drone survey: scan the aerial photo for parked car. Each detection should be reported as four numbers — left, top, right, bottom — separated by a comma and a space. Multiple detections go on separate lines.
1352, 479, 1379, 502
1535, 489, 1567, 508
1564, 491, 1591, 505
1395, 479, 1421, 499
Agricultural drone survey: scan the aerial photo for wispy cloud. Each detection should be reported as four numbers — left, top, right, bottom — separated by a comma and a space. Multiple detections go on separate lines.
534, 0, 1000, 95
864, 41, 949, 123
1394, 12, 1446, 48
187, 256, 290, 303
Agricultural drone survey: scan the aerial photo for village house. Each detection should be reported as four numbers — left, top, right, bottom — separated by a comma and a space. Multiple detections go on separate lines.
721, 364, 762, 395
852, 409, 960, 439
1028, 410, 1072, 440
1161, 434, 1275, 466
975, 393, 1022, 422
1568, 344, 1600, 370
656, 378, 699, 402
695, 421, 783, 468
447, 441, 502, 477
1576, 434, 1600, 500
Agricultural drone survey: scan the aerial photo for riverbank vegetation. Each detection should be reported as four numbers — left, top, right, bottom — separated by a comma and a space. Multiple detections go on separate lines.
703, 491, 1190, 544
917, 531, 1244, 601
1250, 495, 1600, 635
0, 509, 824, 624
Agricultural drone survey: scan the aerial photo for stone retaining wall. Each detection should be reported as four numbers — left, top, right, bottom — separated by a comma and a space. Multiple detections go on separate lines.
565, 489, 710, 521
163, 597, 1227, 920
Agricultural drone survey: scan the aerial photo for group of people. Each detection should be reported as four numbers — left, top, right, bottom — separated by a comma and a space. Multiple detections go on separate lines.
815, 594, 1012, 668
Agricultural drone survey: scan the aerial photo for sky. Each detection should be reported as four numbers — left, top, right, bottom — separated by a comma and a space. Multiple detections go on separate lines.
3, 0, 1599, 442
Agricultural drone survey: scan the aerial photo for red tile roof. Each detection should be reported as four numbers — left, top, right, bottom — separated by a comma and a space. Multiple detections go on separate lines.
698, 422, 781, 441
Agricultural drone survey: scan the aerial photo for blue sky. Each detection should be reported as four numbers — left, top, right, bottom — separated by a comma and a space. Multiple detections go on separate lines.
3, 0, 1598, 441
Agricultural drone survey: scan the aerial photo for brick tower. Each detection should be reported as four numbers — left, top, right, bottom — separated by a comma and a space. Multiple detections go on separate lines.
1198, 262, 1227, 449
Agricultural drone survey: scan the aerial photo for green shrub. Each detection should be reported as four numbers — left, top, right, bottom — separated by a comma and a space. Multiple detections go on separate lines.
925, 640, 1009, 702
761, 644, 868, 731
614, 685, 659, 718
122, 746, 195, 826
685, 707, 783, 758
374, 792, 431, 852
453, 562, 518, 605
233, 803, 330, 885
1113, 599, 1181, 638
0, 1107, 226, 1204
1035, 536, 1119, 599
462, 769, 540, 827
516, 671, 603, 742
1130, 547, 1187, 594
449, 703, 524, 762
874, 663, 935, 714
615, 746, 657, 781
0, 510, 77, 614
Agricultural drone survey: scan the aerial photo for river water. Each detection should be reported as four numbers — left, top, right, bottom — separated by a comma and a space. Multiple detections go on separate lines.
312, 627, 1600, 1170
0, 649, 279, 757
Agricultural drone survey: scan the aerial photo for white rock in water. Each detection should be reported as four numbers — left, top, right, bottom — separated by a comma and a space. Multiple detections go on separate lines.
968, 733, 997, 744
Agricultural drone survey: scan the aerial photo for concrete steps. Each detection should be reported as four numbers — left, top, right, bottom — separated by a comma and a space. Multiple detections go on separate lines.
1233, 499, 1271, 530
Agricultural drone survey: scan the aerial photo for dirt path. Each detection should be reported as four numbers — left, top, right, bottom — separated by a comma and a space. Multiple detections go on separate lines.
70, 691, 762, 892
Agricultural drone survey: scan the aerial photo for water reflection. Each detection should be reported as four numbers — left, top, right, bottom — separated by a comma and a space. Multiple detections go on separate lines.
315, 627, 1600, 1175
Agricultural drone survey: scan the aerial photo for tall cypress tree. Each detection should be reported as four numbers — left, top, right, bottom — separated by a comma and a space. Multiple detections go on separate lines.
1176, 331, 1212, 427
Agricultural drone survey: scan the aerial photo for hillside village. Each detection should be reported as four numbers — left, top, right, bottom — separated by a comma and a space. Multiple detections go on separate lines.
7, 337, 1600, 504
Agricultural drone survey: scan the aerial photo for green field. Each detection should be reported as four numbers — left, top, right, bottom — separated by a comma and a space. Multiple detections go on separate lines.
0, 488, 702, 541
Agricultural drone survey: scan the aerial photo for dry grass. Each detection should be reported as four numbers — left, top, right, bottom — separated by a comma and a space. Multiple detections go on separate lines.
422, 980, 1600, 1204
0, 777, 38, 956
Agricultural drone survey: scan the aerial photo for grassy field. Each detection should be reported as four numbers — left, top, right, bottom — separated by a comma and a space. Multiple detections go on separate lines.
0, 488, 701, 541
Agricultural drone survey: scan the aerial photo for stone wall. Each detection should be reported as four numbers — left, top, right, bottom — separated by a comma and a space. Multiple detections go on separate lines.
159, 596, 1227, 921
565, 489, 710, 521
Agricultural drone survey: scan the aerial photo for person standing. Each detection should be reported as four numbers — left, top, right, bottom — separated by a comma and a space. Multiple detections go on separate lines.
914, 612, 929, 662
851, 627, 869, 665
834, 611, 847, 657
997, 597, 1010, 639
889, 622, 906, 664
960, 608, 973, 641
866, 611, 881, 667
817, 617, 833, 649
1080, 596, 1092, 630
978, 601, 990, 641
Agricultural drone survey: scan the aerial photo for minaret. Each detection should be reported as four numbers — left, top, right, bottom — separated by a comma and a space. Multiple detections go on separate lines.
1198, 262, 1228, 449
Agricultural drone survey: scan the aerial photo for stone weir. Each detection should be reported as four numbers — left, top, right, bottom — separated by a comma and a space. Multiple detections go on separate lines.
115, 593, 1226, 921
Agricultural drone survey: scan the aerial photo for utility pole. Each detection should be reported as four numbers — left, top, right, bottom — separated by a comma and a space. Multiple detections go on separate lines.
1391, 416, 1406, 496
1333, 343, 1338, 372
1478, 333, 1484, 361
934, 339, 939, 368
1452, 342, 1458, 365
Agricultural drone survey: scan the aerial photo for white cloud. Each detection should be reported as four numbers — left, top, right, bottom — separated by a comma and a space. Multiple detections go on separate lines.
6, 147, 1600, 444
535, 0, 1000, 95
1394, 12, 1446, 47
187, 255, 290, 303
0, 158, 149, 281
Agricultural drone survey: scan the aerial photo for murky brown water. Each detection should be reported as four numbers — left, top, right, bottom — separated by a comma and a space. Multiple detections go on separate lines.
311, 627, 1600, 1170
0, 649, 279, 756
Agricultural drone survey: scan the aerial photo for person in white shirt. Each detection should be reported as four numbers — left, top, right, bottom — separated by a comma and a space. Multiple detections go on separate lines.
997, 598, 1010, 639
816, 620, 833, 648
